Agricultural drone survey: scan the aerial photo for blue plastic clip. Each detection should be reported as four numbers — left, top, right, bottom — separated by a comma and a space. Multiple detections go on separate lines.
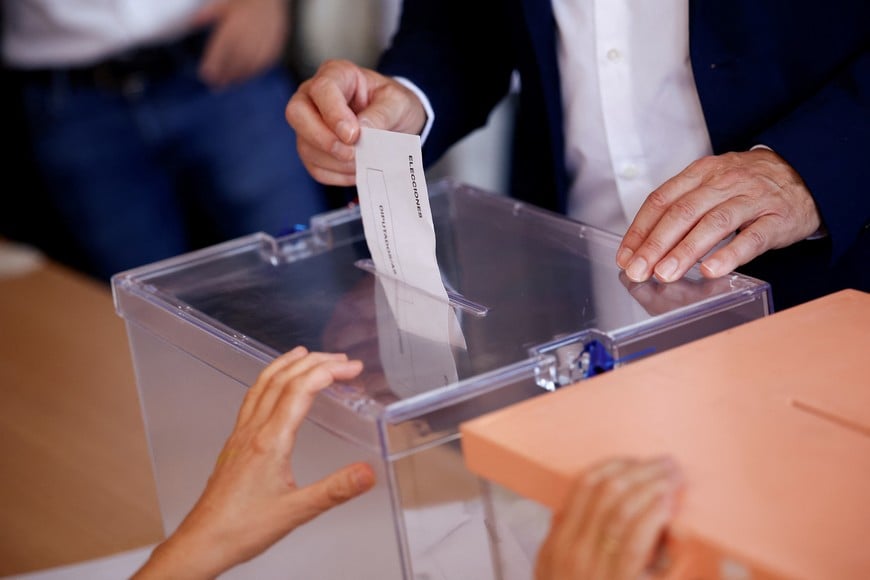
580, 340, 615, 378
579, 340, 657, 379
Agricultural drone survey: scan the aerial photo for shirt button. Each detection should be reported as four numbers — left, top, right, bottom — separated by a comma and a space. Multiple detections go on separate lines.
606, 48, 622, 62
620, 164, 639, 179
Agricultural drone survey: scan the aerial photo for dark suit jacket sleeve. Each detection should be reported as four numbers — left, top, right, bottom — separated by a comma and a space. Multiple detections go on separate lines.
691, 1, 870, 264
375, 0, 516, 168
757, 49, 870, 262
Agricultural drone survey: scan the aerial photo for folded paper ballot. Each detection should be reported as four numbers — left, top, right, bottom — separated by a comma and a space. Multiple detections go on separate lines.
461, 289, 870, 580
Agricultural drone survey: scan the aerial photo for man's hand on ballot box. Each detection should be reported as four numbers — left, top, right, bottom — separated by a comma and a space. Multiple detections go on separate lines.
285, 59, 428, 187
616, 148, 822, 284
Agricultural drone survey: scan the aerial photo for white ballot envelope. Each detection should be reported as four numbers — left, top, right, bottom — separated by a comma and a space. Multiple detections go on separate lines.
355, 127, 467, 399
355, 127, 447, 302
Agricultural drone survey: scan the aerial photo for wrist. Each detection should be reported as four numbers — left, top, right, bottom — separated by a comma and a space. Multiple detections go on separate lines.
393, 76, 434, 142
133, 528, 228, 580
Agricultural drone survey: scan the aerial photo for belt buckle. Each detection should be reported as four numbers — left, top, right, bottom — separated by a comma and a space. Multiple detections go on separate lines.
93, 61, 146, 96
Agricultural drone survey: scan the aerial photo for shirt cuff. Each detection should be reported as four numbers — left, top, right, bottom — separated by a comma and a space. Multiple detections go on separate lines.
805, 224, 829, 241
393, 76, 434, 144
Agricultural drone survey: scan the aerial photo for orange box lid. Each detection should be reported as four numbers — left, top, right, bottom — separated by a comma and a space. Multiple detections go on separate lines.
461, 289, 870, 579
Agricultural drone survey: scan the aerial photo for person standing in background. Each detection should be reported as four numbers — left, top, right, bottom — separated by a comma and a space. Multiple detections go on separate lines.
2, 0, 328, 282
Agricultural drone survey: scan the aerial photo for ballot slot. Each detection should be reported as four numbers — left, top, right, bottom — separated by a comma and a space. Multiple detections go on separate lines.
307, 182, 492, 317
354, 258, 490, 317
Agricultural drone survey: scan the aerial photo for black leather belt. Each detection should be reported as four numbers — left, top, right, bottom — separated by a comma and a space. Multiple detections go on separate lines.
14, 28, 211, 93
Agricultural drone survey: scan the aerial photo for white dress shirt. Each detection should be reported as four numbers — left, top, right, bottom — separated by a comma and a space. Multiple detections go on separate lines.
553, 0, 712, 235
2, 0, 207, 68
551, 0, 715, 327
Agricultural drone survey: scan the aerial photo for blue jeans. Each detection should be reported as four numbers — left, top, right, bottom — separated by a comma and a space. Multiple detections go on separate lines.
18, 49, 326, 281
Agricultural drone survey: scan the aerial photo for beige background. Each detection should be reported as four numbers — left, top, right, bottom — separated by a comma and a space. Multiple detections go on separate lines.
0, 242, 163, 576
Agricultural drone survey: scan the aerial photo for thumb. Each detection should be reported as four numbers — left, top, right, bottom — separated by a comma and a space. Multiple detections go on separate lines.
285, 462, 375, 528
357, 103, 395, 132
358, 90, 426, 136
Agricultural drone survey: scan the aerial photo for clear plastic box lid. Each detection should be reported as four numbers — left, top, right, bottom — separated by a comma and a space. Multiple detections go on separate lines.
113, 180, 769, 427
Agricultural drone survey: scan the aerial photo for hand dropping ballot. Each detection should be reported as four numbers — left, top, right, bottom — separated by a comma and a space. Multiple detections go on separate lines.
355, 127, 465, 398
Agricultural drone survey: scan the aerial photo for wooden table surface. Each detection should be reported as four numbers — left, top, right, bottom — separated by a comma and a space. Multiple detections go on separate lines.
0, 243, 163, 576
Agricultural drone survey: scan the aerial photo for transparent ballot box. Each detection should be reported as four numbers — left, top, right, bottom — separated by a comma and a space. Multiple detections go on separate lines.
112, 180, 771, 579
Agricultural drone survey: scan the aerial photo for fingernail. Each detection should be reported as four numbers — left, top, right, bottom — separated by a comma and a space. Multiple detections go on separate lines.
616, 247, 633, 268
654, 257, 679, 282
335, 119, 356, 143
352, 464, 375, 492
625, 257, 649, 282
700, 258, 722, 277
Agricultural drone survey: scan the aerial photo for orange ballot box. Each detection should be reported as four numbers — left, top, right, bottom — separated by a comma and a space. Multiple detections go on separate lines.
461, 289, 870, 580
